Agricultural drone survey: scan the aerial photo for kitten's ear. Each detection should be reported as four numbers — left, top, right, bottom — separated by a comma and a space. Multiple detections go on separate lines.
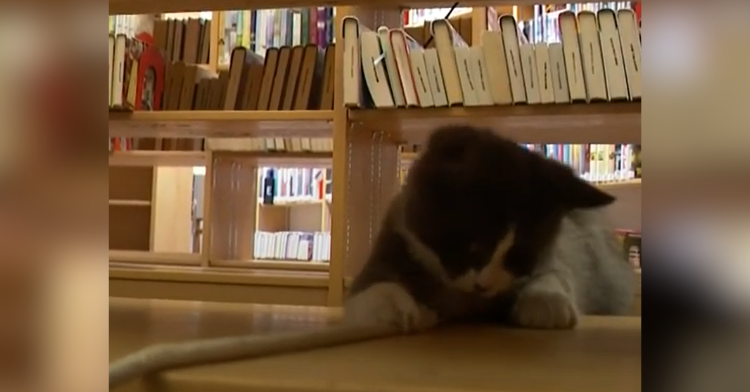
532, 154, 616, 210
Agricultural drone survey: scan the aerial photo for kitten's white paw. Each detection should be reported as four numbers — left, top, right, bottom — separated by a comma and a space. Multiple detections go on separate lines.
344, 282, 438, 332
512, 276, 578, 329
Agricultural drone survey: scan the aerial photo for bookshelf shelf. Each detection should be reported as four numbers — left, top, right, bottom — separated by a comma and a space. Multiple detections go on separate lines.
215, 151, 333, 167
109, 110, 334, 139
109, 0, 569, 15
109, 250, 201, 266
596, 178, 642, 189
350, 102, 641, 145
212, 259, 330, 272
109, 151, 207, 167
110, 264, 329, 287
109, 199, 152, 207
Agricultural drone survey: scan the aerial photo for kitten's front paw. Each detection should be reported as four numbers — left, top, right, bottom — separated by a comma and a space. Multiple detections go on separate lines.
511, 277, 578, 329
344, 282, 438, 332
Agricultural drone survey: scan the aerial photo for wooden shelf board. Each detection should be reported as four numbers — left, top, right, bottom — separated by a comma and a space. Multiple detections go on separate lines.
109, 150, 206, 167
110, 264, 329, 287
109, 110, 334, 139
596, 178, 642, 189
109, 250, 201, 266
110, 0, 567, 15
212, 259, 330, 272
109, 199, 152, 207
350, 102, 641, 145
214, 151, 332, 167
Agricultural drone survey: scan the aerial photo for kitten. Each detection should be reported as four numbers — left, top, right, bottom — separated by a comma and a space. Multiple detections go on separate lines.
345, 125, 637, 330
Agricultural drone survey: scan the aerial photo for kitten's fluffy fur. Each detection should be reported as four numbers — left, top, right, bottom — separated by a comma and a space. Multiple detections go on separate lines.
346, 126, 637, 330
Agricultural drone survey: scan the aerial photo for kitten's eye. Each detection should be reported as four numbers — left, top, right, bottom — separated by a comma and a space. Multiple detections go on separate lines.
469, 242, 482, 253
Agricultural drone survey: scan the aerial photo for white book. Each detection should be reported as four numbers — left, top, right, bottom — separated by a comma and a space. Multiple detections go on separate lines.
469, 46, 494, 106
479, 30, 513, 105
111, 34, 127, 108
617, 9, 642, 100
292, 14, 302, 45
578, 11, 608, 101
342, 16, 363, 107
431, 19, 466, 106
361, 28, 395, 108
519, 43, 540, 104
597, 9, 630, 101
534, 43, 555, 104
499, 15, 526, 104
389, 29, 421, 107
454, 47, 478, 106
548, 43, 570, 103
558, 11, 587, 102
424, 48, 448, 107
377, 26, 406, 107
108, 34, 115, 106
409, 49, 435, 107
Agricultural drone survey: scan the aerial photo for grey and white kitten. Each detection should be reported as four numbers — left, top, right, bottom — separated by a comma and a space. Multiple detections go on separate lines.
344, 126, 638, 331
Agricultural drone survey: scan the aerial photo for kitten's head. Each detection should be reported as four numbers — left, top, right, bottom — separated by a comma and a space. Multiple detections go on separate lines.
403, 125, 615, 296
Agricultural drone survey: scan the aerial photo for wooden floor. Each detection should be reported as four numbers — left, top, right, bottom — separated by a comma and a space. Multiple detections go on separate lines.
110, 297, 641, 392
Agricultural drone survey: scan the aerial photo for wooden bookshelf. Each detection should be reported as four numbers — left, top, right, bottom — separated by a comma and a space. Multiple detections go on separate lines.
108, 4, 642, 307
350, 102, 642, 144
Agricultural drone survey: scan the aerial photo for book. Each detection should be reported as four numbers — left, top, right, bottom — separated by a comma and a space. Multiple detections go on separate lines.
578, 11, 609, 102
423, 48, 448, 107
480, 29, 513, 105
431, 19, 466, 106
597, 9, 630, 101
534, 43, 555, 104
498, 14, 526, 104
519, 43, 540, 104
558, 11, 587, 102
549, 43, 571, 104
378, 26, 407, 107
617, 9, 642, 100
342, 16, 364, 107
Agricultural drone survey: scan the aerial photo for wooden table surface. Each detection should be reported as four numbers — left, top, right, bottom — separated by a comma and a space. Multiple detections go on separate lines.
110, 297, 641, 392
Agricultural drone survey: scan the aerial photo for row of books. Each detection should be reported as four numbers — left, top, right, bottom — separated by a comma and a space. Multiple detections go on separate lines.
109, 14, 214, 65
259, 167, 333, 205
399, 143, 642, 184
220, 8, 335, 62
254, 231, 331, 262
153, 17, 213, 64
523, 143, 641, 183
108, 36, 336, 151
521, 2, 633, 43
344, 9, 641, 109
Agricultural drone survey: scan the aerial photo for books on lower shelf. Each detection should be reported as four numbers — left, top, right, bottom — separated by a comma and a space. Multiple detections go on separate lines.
399, 143, 642, 185
254, 231, 331, 262
343, 5, 641, 109
259, 167, 332, 205
522, 143, 641, 183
